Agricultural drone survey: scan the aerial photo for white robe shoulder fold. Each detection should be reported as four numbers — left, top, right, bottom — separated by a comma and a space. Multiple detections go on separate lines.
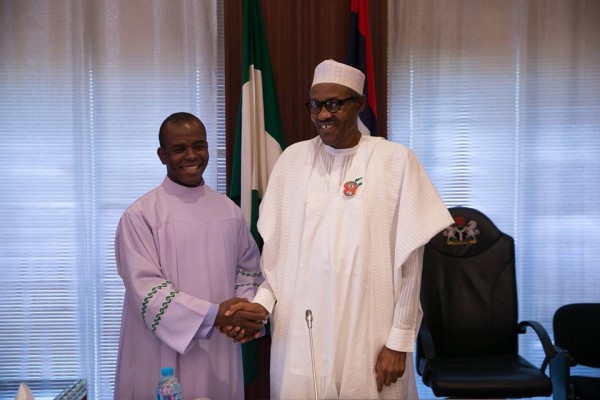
254, 136, 453, 399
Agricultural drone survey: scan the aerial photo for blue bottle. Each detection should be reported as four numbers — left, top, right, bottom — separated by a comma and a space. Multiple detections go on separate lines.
156, 366, 182, 400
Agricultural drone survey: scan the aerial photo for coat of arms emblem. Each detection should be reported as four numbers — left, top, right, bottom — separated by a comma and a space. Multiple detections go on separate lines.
444, 215, 480, 245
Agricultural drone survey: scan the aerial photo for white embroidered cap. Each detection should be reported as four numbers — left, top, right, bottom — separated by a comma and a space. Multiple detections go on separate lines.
311, 59, 365, 94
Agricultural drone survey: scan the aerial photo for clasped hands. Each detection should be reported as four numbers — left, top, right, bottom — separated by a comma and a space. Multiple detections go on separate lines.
214, 297, 268, 343
214, 299, 405, 391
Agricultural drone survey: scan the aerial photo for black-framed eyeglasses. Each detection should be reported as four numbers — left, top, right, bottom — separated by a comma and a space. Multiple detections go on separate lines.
305, 97, 355, 114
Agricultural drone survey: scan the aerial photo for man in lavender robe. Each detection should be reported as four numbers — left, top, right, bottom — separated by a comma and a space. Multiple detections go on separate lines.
113, 112, 267, 400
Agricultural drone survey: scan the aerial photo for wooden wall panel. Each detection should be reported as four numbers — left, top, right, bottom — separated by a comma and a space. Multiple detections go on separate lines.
225, 0, 387, 193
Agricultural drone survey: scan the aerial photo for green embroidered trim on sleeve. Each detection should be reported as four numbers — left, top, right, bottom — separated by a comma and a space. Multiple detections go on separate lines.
235, 282, 261, 289
151, 290, 179, 334
236, 270, 262, 278
141, 281, 171, 327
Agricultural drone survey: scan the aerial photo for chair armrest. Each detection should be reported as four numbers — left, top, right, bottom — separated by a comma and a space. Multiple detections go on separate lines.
518, 320, 556, 359
418, 323, 436, 360
416, 323, 436, 378
549, 346, 571, 400
518, 319, 558, 376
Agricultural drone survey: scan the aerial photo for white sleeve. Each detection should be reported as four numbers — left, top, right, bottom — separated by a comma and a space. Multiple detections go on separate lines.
385, 246, 424, 352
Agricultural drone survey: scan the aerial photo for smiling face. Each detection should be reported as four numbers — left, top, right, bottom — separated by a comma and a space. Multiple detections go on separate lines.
310, 83, 365, 149
157, 119, 209, 187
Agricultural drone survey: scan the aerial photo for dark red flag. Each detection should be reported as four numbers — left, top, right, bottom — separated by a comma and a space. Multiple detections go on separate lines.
346, 0, 378, 136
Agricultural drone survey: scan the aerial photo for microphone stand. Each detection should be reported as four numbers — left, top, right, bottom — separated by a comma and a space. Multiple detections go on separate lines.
305, 309, 319, 400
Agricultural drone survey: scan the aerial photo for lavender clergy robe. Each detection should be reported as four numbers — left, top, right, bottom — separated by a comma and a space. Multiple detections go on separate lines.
114, 177, 261, 400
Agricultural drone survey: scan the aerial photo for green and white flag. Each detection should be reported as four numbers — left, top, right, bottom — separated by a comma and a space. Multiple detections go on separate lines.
229, 0, 285, 387
230, 0, 285, 248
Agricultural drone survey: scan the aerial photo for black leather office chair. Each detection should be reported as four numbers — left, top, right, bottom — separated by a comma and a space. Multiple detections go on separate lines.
417, 206, 556, 398
551, 303, 600, 400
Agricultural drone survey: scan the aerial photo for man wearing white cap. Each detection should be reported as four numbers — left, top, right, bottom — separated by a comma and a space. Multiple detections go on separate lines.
226, 59, 452, 399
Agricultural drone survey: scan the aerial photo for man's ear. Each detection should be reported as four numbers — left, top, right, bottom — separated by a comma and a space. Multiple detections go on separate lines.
358, 95, 367, 112
157, 147, 166, 165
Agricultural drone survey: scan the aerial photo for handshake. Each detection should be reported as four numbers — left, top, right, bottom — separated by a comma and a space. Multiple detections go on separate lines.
214, 298, 269, 343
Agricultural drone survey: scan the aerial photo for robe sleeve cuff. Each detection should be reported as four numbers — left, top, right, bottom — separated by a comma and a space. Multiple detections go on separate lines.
193, 303, 218, 340
385, 327, 417, 353
253, 287, 276, 315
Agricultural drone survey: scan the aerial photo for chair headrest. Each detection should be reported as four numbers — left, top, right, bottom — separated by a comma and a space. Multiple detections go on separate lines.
427, 207, 506, 257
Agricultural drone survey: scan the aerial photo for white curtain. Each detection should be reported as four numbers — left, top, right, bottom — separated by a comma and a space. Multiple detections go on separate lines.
388, 0, 600, 398
0, 1, 223, 399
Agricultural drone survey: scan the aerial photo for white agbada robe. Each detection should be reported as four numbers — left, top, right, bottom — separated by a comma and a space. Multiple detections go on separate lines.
255, 135, 453, 399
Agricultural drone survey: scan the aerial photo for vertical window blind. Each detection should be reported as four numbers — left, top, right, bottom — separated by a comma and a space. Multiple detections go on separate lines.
0, 1, 224, 399
387, 1, 600, 398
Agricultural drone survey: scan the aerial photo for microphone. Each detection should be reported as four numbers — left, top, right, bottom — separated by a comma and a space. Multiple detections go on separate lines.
305, 309, 318, 400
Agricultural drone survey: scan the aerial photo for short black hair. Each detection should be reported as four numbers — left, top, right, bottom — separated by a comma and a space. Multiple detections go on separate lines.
158, 112, 204, 148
